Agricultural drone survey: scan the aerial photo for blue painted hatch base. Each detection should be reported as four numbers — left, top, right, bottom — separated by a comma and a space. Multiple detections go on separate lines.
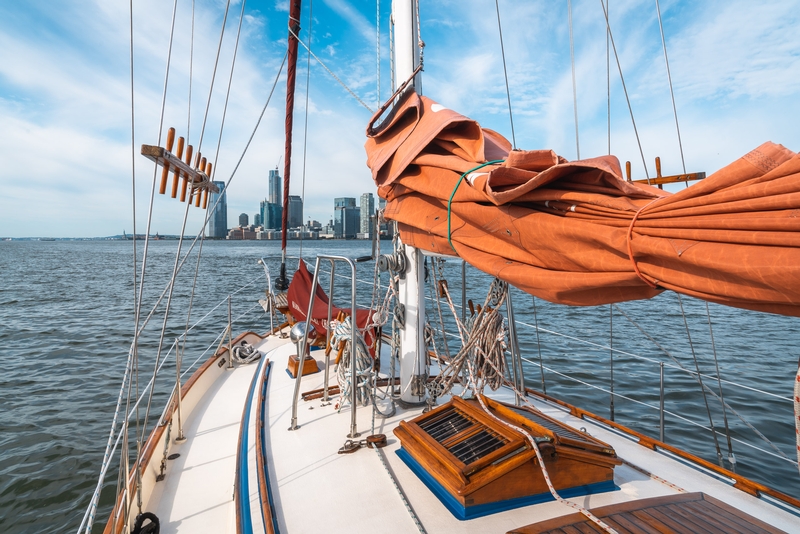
396, 447, 618, 521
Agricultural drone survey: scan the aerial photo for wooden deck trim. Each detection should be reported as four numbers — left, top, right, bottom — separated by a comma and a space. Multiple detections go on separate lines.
103, 328, 280, 534
255, 361, 278, 534
524, 386, 800, 511
508, 492, 788, 534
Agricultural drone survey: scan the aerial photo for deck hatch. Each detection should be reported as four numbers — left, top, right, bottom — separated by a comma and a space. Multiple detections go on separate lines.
448, 429, 505, 464
394, 395, 622, 519
508, 406, 591, 443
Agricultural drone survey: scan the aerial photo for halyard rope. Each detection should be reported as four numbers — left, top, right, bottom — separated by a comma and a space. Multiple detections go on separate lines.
434, 274, 618, 533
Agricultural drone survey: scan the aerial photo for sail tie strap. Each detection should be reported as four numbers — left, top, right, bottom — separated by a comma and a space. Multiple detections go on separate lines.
447, 160, 505, 252
626, 198, 662, 289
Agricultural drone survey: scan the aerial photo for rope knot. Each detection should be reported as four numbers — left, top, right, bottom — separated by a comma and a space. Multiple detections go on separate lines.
626, 198, 662, 289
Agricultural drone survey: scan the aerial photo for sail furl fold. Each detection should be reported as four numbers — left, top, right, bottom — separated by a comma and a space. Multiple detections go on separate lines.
365, 94, 800, 317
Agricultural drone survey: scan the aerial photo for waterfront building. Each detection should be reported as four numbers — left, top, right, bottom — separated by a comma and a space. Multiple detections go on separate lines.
333, 197, 359, 239
360, 192, 375, 239
288, 195, 303, 229
267, 203, 282, 230
207, 181, 227, 238
269, 168, 281, 205
254, 213, 262, 227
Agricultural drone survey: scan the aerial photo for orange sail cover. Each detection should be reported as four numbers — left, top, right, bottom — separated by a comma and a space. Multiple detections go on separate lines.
365, 92, 800, 316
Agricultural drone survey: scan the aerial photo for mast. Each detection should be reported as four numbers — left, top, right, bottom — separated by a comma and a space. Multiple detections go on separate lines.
276, 0, 302, 291
393, 0, 427, 404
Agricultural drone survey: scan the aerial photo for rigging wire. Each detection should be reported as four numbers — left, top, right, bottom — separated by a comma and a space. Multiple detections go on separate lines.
494, 0, 516, 149
705, 301, 736, 469
299, 0, 314, 259
613, 303, 790, 462
655, 1, 733, 467
655, 0, 686, 175
531, 297, 546, 394
196, 0, 233, 152
136, 0, 234, 471
377, 0, 381, 107
188, 0, 195, 146
598, 0, 649, 181
130, 0, 181, 518
605, 0, 610, 155
287, 26, 374, 113
609, 303, 614, 421
568, 0, 579, 159
676, 294, 724, 467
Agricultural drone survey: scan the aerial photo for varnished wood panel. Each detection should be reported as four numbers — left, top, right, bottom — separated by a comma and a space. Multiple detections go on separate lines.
508, 492, 787, 534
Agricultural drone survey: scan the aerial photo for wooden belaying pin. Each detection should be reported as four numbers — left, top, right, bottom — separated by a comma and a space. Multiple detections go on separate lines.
202, 162, 212, 209
655, 157, 663, 190
181, 145, 193, 202
626, 161, 632, 182
194, 185, 202, 207
159, 127, 175, 195
172, 136, 185, 198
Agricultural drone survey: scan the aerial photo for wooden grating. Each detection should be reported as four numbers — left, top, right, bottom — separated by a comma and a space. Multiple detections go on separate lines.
507, 492, 787, 534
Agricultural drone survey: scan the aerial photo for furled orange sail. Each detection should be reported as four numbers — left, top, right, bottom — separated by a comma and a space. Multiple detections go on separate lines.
365, 91, 800, 316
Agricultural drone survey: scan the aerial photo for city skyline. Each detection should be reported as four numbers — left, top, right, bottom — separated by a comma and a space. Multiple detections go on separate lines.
2, 2, 800, 237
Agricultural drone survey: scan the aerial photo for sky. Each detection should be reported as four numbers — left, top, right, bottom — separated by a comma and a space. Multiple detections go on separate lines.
1, 0, 799, 237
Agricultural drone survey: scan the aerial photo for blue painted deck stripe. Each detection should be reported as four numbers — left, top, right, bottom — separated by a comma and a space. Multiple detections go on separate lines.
258, 362, 280, 533
237, 356, 268, 534
396, 447, 618, 520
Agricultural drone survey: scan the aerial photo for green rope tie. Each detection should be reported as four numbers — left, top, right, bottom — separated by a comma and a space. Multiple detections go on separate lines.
447, 160, 505, 252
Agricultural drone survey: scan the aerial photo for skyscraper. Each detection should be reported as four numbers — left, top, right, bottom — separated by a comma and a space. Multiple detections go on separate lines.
207, 181, 227, 238
334, 197, 357, 238
239, 213, 249, 227
360, 192, 375, 238
269, 168, 281, 205
288, 195, 303, 228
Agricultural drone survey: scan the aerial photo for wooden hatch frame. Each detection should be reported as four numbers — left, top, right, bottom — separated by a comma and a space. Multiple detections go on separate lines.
394, 395, 622, 519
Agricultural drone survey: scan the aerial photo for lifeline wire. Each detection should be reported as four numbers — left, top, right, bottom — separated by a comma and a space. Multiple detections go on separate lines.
677, 294, 724, 467
613, 303, 789, 461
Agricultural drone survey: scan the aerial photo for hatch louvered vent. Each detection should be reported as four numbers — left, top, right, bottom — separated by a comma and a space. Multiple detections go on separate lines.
419, 406, 508, 465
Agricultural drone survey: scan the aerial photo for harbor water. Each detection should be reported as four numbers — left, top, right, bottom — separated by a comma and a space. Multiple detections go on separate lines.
0, 239, 798, 533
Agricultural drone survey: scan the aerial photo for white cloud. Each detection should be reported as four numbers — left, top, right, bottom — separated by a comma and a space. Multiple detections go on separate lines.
321, 0, 375, 45
1, 0, 799, 237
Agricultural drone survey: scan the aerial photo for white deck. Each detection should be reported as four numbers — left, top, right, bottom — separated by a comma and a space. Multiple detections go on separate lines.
145, 330, 800, 533
257, 338, 800, 533
144, 334, 289, 534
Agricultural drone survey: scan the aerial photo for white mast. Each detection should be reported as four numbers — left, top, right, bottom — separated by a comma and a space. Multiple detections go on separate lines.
392, 0, 426, 404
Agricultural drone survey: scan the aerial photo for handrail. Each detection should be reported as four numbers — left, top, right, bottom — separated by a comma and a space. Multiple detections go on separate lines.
258, 258, 276, 334
289, 255, 361, 439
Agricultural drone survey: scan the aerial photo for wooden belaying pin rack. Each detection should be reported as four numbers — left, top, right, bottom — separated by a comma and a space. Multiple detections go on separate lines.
626, 156, 706, 188
142, 126, 219, 208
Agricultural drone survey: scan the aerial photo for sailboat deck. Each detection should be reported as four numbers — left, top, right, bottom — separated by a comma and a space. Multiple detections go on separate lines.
509, 492, 784, 534
255, 336, 799, 533
141, 330, 798, 533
